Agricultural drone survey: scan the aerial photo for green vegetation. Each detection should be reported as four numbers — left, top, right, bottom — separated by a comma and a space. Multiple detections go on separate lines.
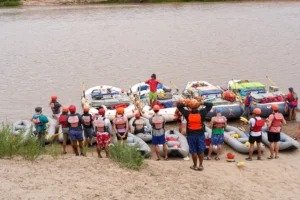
109, 143, 144, 170
0, 0, 22, 7
45, 143, 62, 159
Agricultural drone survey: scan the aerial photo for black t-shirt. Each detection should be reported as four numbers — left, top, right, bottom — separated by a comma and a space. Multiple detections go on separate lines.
51, 102, 62, 114
133, 119, 145, 134
66, 113, 83, 131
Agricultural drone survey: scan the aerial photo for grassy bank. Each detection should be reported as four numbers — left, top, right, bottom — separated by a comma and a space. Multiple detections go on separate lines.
0, 0, 22, 7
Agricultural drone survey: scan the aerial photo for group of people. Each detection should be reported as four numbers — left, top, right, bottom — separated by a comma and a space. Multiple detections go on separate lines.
30, 74, 299, 171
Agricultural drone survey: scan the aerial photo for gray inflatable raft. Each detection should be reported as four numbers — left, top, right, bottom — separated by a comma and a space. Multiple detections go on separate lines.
113, 133, 151, 157
224, 125, 266, 154
129, 117, 152, 142
12, 120, 33, 139
159, 129, 189, 158
261, 126, 300, 151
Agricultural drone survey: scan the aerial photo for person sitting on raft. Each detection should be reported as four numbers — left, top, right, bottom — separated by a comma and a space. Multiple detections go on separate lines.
113, 107, 129, 144
94, 108, 113, 158
66, 105, 85, 156
286, 87, 298, 121
206, 107, 227, 161
145, 73, 162, 109
266, 104, 286, 159
245, 108, 264, 161
131, 113, 146, 135
149, 105, 168, 161
58, 107, 72, 154
49, 95, 62, 119
31, 107, 49, 148
81, 106, 94, 147
177, 98, 213, 171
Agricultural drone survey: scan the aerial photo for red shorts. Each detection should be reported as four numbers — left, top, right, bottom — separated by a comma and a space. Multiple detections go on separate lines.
96, 133, 110, 146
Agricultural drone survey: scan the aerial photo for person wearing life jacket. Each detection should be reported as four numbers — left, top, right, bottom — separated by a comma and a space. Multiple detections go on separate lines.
206, 107, 227, 161
94, 108, 113, 158
131, 113, 146, 135
49, 95, 62, 119
66, 105, 85, 156
149, 105, 168, 161
242, 92, 253, 120
81, 106, 94, 147
245, 108, 264, 161
177, 98, 213, 171
58, 107, 71, 154
266, 104, 286, 159
31, 107, 49, 147
286, 87, 298, 121
113, 107, 129, 143
145, 74, 162, 109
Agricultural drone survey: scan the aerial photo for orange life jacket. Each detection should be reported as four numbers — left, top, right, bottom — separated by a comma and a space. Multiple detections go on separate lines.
188, 113, 202, 130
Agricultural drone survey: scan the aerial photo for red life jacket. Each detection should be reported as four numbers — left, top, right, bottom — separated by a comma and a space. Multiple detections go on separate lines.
251, 118, 264, 132
188, 113, 202, 130
113, 116, 126, 129
271, 113, 284, 128
59, 115, 68, 128
94, 117, 107, 132
287, 93, 298, 106
152, 115, 164, 129
32, 116, 41, 126
214, 116, 226, 129
68, 115, 79, 128
244, 97, 250, 106
82, 115, 91, 126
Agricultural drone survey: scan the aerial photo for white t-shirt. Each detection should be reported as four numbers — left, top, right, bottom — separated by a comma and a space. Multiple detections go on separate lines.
249, 117, 262, 137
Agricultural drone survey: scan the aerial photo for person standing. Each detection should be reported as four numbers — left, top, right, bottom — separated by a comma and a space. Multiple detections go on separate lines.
66, 105, 85, 156
177, 99, 213, 171
58, 107, 71, 154
49, 95, 62, 119
31, 107, 49, 147
113, 107, 129, 144
149, 105, 168, 161
206, 107, 227, 161
94, 109, 113, 158
245, 108, 264, 161
267, 104, 286, 159
286, 87, 298, 121
145, 74, 162, 109
81, 106, 94, 147
131, 113, 146, 135
242, 92, 253, 120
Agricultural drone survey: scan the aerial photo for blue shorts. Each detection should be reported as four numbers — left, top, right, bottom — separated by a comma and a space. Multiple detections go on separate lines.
288, 104, 298, 109
187, 135, 205, 154
69, 130, 83, 141
210, 134, 224, 146
152, 134, 166, 145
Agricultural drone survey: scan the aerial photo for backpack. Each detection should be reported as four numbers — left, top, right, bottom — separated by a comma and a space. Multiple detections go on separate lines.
271, 113, 283, 128
82, 115, 91, 126
59, 115, 67, 128
32, 116, 42, 126
251, 118, 264, 132
152, 115, 164, 129
68, 115, 79, 128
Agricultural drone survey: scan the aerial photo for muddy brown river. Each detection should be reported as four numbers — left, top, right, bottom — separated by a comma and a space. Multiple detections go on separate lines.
1, 2, 300, 122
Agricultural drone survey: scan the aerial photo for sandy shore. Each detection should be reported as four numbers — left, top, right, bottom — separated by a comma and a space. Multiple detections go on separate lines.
1, 121, 300, 200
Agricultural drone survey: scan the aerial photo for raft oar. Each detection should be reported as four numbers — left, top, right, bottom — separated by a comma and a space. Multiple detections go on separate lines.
170, 81, 186, 99
266, 76, 276, 86
82, 82, 86, 98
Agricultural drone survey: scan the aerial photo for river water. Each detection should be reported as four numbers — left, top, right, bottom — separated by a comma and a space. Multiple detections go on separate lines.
1, 2, 300, 122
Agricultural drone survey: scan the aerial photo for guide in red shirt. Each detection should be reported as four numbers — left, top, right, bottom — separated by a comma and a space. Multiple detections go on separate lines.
145, 74, 162, 108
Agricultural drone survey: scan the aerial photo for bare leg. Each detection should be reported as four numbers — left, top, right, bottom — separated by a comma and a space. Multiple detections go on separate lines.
154, 145, 160, 160
217, 145, 222, 159
248, 144, 254, 158
191, 154, 198, 167
163, 143, 168, 159
197, 153, 204, 170
275, 142, 279, 158
292, 108, 296, 120
207, 144, 213, 159
149, 99, 153, 108
63, 139, 67, 154
105, 143, 109, 157
269, 142, 274, 157
257, 143, 261, 158
78, 141, 85, 156
178, 123, 182, 133
289, 108, 293, 121
96, 145, 102, 158
72, 140, 79, 156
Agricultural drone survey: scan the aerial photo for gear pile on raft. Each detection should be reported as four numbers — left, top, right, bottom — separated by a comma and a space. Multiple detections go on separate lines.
11, 74, 300, 165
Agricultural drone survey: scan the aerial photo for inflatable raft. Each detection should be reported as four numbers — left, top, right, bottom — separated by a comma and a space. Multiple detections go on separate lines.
228, 80, 288, 117
182, 81, 243, 119
113, 133, 151, 157
129, 116, 152, 142
261, 126, 300, 151
12, 120, 33, 138
159, 129, 189, 158
141, 105, 177, 122
223, 125, 266, 154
